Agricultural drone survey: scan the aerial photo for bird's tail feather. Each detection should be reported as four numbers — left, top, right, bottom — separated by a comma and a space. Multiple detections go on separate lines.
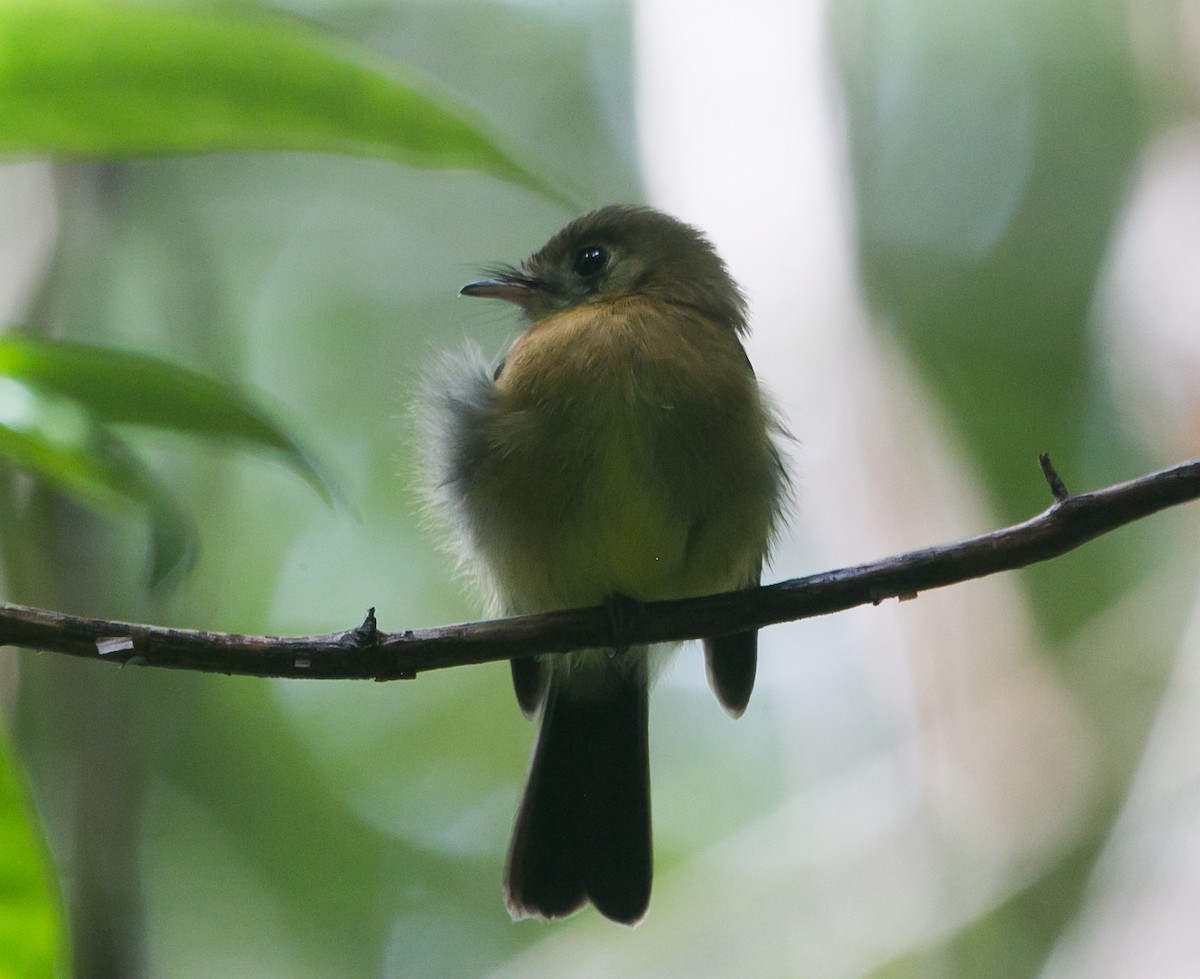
503, 660, 651, 925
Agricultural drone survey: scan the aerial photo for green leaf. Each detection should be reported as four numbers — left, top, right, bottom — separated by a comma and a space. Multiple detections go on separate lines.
89, 432, 197, 590
0, 0, 574, 207
0, 337, 337, 507
0, 731, 68, 979
0, 377, 196, 585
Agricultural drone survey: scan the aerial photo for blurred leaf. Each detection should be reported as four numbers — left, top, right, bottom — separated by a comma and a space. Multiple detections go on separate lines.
91, 433, 196, 590
0, 336, 337, 507
0, 0, 573, 207
0, 732, 67, 979
0, 377, 195, 585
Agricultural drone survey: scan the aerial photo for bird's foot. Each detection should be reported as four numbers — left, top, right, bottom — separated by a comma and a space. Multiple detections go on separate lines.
603, 594, 646, 658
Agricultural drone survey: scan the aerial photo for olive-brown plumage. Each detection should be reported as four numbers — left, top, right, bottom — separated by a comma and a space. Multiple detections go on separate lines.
425, 205, 788, 924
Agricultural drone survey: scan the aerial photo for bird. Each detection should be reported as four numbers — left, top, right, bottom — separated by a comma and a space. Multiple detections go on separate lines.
421, 204, 789, 925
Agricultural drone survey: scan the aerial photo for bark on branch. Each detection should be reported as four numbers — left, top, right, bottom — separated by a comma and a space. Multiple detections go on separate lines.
1, 454, 1197, 681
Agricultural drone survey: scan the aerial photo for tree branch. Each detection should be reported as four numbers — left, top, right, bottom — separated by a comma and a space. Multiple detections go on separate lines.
2, 455, 1198, 681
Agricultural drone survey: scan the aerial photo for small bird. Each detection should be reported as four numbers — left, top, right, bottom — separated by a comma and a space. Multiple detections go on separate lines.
423, 205, 789, 924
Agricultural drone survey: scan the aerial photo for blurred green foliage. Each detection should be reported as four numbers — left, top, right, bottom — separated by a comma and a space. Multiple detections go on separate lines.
0, 0, 571, 204
0, 0, 1195, 976
835, 0, 1152, 637
0, 728, 64, 979
0, 337, 338, 584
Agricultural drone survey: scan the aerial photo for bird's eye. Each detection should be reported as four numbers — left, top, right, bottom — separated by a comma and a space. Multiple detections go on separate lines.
573, 245, 608, 278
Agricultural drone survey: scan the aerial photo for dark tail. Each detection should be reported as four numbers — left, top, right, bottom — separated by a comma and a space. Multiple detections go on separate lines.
503, 662, 651, 925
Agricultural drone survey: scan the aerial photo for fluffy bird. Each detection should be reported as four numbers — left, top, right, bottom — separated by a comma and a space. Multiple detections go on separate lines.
423, 205, 789, 924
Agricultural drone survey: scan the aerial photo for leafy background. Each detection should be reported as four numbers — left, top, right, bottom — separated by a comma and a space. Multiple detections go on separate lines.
3, 0, 1200, 976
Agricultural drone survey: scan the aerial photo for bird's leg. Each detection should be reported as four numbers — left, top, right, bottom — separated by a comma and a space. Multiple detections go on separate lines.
603, 594, 646, 658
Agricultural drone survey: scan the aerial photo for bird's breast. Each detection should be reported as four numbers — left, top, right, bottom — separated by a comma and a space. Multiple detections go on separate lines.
468, 297, 778, 612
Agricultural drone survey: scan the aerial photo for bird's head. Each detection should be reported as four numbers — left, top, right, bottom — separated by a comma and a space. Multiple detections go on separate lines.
460, 205, 748, 333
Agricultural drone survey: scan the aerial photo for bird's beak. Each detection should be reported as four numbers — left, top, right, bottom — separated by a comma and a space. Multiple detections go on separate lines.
459, 274, 539, 304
